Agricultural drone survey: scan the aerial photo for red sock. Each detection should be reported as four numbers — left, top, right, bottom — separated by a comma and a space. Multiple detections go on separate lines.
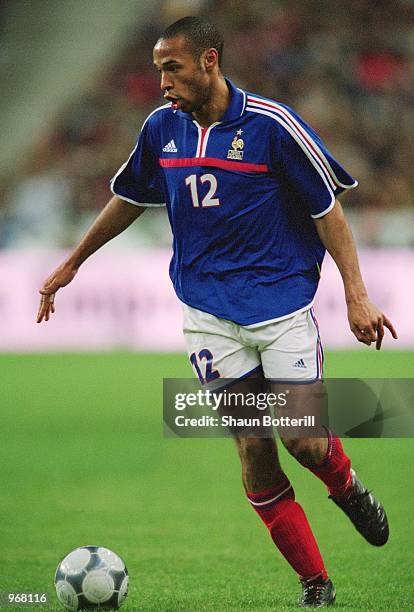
307, 429, 352, 497
247, 475, 328, 580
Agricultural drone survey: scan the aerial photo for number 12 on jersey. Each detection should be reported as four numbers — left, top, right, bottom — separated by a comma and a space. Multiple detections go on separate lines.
185, 174, 220, 207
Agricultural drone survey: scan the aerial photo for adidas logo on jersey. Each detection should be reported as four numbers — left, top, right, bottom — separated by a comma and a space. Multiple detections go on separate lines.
162, 139, 178, 153
293, 358, 307, 369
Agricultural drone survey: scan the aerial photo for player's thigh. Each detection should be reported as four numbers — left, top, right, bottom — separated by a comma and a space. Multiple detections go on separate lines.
260, 308, 323, 382
182, 304, 260, 382
260, 309, 326, 443
270, 379, 327, 444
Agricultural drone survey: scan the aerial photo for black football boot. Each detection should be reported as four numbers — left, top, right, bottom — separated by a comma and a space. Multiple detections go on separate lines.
299, 576, 336, 608
329, 468, 389, 546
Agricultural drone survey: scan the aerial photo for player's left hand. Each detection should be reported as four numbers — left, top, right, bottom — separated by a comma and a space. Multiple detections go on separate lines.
347, 299, 397, 350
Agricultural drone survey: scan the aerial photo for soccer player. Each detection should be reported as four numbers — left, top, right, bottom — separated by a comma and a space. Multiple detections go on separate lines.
37, 16, 397, 607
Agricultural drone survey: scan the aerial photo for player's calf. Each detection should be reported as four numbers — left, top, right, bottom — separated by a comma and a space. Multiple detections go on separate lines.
246, 474, 329, 584
283, 429, 352, 498
285, 430, 389, 547
235, 436, 284, 492
235, 435, 331, 595
281, 436, 328, 467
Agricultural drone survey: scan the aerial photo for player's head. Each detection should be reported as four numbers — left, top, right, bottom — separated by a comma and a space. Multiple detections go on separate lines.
153, 16, 224, 113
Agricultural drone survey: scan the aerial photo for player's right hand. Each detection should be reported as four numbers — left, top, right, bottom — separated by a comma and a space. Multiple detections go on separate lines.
37, 263, 78, 323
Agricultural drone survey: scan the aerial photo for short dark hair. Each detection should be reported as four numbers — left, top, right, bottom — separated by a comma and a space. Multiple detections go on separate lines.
160, 16, 224, 67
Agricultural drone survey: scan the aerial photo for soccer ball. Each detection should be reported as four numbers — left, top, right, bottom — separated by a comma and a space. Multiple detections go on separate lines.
54, 545, 128, 610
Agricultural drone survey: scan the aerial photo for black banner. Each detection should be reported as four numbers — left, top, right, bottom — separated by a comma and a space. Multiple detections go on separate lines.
163, 379, 414, 438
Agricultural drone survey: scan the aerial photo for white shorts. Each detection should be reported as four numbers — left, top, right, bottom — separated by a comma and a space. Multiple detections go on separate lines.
182, 304, 324, 384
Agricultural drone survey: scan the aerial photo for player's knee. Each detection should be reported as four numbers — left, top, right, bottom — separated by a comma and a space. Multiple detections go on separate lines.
281, 437, 320, 466
236, 437, 273, 466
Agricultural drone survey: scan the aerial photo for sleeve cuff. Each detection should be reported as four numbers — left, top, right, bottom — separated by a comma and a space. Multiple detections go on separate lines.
310, 194, 335, 219
111, 186, 166, 207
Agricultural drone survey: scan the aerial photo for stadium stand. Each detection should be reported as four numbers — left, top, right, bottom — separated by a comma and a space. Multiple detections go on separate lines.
1, 0, 413, 247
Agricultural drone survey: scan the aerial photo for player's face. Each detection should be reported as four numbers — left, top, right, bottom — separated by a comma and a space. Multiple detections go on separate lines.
153, 36, 212, 114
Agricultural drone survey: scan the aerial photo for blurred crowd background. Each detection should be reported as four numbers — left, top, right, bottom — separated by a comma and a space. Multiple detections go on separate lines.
1, 0, 413, 249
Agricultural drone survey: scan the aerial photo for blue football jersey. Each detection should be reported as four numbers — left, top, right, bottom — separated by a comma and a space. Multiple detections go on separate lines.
111, 79, 357, 325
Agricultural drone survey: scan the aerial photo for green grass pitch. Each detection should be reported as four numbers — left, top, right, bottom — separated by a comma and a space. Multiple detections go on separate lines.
0, 351, 413, 610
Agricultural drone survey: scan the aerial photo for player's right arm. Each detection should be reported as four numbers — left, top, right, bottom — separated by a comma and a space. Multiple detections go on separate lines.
36, 196, 146, 323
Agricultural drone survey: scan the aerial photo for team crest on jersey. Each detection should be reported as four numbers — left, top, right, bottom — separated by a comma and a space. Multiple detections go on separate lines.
227, 129, 244, 160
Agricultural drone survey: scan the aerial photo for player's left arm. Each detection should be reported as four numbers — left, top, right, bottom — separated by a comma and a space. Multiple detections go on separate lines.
313, 199, 397, 349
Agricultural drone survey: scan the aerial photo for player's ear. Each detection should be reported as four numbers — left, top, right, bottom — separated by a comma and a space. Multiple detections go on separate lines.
203, 48, 219, 72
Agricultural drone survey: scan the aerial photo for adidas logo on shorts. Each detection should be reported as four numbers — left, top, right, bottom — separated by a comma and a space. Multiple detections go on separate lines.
162, 139, 178, 152
293, 358, 307, 369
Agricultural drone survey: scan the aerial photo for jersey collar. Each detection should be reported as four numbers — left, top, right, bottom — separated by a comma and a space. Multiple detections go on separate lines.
219, 78, 246, 122
175, 78, 246, 123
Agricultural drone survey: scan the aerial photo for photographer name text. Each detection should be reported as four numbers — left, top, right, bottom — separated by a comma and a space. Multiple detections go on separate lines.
174, 415, 315, 428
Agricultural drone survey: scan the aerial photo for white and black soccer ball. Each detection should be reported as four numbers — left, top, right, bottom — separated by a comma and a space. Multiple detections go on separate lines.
54, 545, 128, 610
